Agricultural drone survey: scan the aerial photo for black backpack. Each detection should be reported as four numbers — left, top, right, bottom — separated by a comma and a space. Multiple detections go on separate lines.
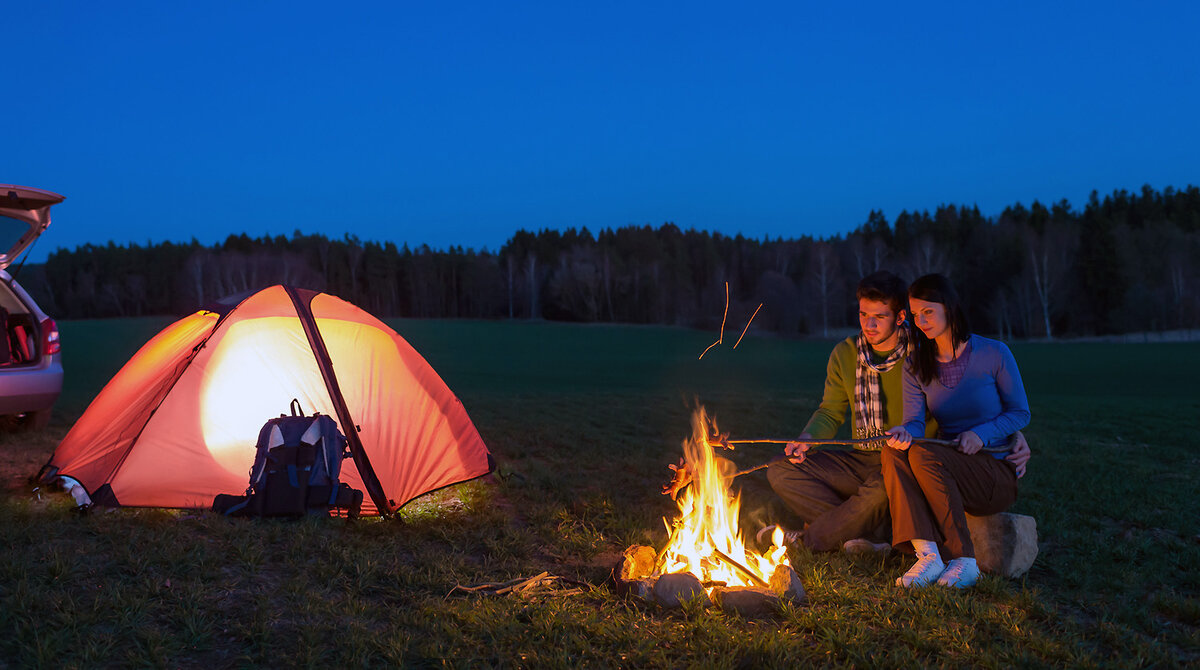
213, 400, 363, 518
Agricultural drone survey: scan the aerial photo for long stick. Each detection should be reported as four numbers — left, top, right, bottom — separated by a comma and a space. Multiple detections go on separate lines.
667, 436, 961, 500
709, 544, 769, 587
714, 436, 956, 448
730, 437, 958, 478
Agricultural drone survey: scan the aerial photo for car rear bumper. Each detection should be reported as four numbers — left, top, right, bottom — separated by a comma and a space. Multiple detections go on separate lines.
0, 357, 63, 414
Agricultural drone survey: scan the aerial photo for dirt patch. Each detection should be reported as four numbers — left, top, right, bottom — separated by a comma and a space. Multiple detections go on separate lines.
0, 424, 67, 495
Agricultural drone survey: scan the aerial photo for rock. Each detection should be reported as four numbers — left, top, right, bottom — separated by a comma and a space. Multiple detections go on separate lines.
966, 512, 1039, 578
713, 586, 779, 617
616, 577, 655, 600
652, 572, 711, 608
768, 565, 807, 605
620, 544, 657, 581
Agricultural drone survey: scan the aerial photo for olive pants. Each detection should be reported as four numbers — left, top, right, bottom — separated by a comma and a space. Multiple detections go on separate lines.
766, 449, 889, 552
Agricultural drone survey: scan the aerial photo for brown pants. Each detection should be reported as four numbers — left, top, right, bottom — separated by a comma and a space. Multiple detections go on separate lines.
881, 442, 1018, 559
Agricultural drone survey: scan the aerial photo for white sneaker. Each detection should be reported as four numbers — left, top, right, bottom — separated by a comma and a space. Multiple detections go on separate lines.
843, 538, 892, 555
936, 557, 980, 588
756, 524, 801, 548
896, 553, 945, 588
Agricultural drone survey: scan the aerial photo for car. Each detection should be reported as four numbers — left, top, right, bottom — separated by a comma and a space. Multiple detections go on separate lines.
0, 184, 64, 430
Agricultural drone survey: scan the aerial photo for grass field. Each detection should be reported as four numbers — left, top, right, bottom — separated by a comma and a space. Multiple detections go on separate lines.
1, 317, 1198, 667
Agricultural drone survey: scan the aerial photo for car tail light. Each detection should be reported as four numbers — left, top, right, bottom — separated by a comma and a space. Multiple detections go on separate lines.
41, 318, 61, 356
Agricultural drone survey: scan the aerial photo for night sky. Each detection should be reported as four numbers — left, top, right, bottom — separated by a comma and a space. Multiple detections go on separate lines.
8, 2, 1199, 261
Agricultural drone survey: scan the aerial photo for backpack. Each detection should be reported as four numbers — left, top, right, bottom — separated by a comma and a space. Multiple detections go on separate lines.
213, 399, 363, 518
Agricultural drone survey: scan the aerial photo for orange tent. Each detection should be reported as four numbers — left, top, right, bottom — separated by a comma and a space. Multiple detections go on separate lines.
41, 286, 493, 516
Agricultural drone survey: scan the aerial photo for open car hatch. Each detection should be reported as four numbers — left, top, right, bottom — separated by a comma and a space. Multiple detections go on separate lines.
0, 184, 65, 269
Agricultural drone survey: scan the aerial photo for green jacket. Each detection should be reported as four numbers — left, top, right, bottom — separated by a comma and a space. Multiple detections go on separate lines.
802, 336, 936, 447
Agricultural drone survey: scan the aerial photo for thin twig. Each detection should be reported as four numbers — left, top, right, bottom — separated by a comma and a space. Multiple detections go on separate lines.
449, 572, 592, 599
732, 303, 762, 349
451, 576, 529, 593
698, 282, 731, 360
655, 520, 681, 567
719, 282, 728, 343
496, 571, 550, 594
732, 455, 790, 478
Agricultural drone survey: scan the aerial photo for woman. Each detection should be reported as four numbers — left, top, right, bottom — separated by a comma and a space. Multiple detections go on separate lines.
884, 274, 1030, 588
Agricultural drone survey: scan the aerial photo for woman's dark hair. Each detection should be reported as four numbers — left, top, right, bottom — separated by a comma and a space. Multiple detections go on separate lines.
908, 273, 971, 385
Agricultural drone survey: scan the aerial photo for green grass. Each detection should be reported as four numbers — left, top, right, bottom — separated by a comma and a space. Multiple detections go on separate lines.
1, 318, 1197, 667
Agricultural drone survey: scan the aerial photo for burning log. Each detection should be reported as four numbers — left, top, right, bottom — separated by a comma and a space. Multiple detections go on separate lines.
708, 545, 769, 588
620, 544, 657, 581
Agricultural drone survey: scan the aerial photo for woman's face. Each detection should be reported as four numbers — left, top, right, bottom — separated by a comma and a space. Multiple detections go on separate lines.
909, 296, 950, 341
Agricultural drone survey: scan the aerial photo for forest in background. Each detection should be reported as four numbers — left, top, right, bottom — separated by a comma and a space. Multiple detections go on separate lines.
18, 184, 1200, 339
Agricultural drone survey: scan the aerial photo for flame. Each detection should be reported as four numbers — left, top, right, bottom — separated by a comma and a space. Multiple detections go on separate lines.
656, 407, 789, 588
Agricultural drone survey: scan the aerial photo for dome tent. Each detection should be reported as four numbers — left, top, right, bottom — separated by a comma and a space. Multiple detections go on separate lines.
41, 286, 492, 516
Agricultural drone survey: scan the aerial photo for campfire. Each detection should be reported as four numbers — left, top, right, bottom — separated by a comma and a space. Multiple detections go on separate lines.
617, 406, 805, 615
658, 407, 790, 586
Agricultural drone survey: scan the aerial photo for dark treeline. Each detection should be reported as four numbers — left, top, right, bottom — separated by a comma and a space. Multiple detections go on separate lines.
22, 184, 1200, 339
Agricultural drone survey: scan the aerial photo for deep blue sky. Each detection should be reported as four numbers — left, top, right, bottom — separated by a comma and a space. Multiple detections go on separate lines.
7, 2, 1199, 261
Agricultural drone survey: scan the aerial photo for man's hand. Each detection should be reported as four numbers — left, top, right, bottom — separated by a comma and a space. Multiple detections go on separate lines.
956, 430, 984, 455
1006, 431, 1031, 478
885, 426, 912, 450
784, 433, 814, 464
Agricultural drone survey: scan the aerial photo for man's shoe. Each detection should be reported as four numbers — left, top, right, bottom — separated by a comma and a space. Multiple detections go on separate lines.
895, 553, 945, 587
936, 558, 980, 588
843, 538, 892, 555
756, 524, 801, 548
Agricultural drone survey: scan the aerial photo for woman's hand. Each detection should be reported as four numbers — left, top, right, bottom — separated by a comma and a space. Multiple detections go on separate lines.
956, 430, 983, 455
784, 433, 813, 464
885, 426, 912, 450
1006, 431, 1031, 478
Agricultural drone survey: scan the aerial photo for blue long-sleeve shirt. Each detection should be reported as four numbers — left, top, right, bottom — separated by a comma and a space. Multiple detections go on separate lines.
900, 334, 1030, 457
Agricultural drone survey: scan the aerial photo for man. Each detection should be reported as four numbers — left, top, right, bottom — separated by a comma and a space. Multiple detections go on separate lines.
762, 271, 1030, 553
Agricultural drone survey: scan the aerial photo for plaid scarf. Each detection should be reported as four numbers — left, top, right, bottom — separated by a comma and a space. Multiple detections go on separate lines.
853, 324, 911, 447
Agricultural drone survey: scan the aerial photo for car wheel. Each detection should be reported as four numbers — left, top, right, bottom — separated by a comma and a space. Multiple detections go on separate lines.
20, 409, 51, 431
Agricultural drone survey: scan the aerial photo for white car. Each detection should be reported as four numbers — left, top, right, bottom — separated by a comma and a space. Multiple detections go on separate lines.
0, 184, 64, 429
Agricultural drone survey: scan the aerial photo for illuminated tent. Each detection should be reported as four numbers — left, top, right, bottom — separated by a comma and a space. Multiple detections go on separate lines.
41, 285, 492, 516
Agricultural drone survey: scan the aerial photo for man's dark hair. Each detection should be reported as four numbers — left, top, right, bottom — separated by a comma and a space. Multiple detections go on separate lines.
855, 271, 908, 314
908, 273, 972, 385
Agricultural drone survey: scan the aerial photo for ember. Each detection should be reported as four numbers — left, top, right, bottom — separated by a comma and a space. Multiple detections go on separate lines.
655, 407, 790, 590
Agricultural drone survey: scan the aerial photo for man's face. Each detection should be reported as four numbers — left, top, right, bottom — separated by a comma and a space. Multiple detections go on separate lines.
858, 298, 905, 349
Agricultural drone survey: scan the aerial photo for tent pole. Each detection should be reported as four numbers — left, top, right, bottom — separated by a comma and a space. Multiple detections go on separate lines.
285, 286, 393, 517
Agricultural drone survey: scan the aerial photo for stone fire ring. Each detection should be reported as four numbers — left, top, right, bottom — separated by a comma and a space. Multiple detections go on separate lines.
613, 545, 807, 617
